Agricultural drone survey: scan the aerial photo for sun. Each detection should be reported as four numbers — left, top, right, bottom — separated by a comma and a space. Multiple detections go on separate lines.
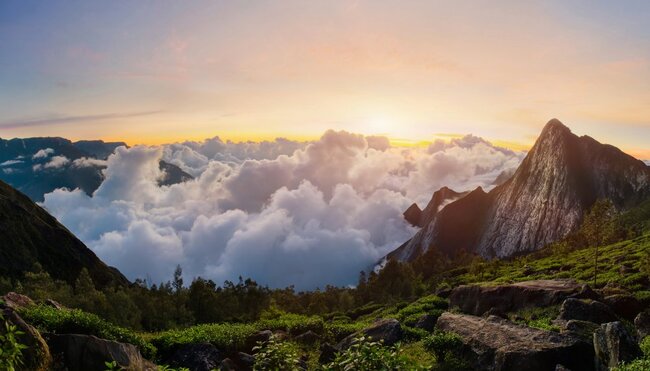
364, 116, 393, 135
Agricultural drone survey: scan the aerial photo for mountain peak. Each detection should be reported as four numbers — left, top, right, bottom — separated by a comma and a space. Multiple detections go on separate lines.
540, 118, 571, 137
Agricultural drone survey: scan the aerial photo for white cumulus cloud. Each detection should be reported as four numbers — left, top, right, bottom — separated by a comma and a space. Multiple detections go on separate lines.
41, 131, 524, 289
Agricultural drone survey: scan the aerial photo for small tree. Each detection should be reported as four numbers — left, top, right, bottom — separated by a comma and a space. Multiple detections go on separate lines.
581, 199, 620, 286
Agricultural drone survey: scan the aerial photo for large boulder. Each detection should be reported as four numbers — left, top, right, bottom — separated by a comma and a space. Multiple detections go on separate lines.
46, 333, 155, 371
557, 298, 617, 324
164, 343, 221, 371
593, 321, 643, 370
449, 280, 596, 316
635, 310, 650, 340
413, 314, 437, 332
603, 294, 643, 321
0, 306, 52, 371
1, 292, 35, 310
436, 312, 594, 371
337, 319, 403, 350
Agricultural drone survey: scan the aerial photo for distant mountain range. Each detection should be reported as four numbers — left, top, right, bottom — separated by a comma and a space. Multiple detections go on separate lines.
0, 137, 192, 201
389, 119, 650, 262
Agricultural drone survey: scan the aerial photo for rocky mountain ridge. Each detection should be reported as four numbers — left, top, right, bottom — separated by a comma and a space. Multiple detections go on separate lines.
390, 119, 650, 261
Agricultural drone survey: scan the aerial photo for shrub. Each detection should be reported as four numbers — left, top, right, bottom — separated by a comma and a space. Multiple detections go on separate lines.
151, 322, 257, 354
402, 326, 429, 341
423, 331, 463, 363
253, 336, 301, 370
0, 312, 27, 371
325, 336, 414, 370
19, 305, 156, 359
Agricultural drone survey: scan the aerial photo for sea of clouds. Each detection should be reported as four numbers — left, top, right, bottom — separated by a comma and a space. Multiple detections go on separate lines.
40, 130, 524, 289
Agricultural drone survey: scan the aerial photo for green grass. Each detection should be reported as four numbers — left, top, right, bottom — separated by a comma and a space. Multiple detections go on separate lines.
19, 304, 156, 359
151, 313, 323, 354
446, 233, 650, 294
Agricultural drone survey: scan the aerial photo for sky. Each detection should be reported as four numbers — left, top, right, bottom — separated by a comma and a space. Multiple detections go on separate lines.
1, 0, 650, 156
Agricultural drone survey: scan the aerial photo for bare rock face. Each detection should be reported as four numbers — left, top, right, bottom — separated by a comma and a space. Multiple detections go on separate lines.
46, 334, 155, 371
449, 280, 592, 316
635, 310, 650, 339
1, 306, 52, 371
417, 186, 468, 227
557, 298, 618, 324
403, 203, 422, 227
436, 312, 594, 371
593, 321, 643, 370
1, 292, 35, 310
387, 119, 650, 261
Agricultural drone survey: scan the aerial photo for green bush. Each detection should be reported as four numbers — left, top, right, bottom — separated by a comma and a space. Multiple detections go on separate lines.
613, 359, 650, 371
253, 336, 301, 371
0, 312, 27, 371
152, 322, 257, 354
423, 331, 463, 363
323, 322, 365, 343
19, 305, 156, 359
325, 336, 414, 370
402, 326, 429, 341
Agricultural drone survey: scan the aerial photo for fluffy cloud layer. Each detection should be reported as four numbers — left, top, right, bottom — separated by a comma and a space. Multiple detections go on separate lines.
42, 131, 524, 289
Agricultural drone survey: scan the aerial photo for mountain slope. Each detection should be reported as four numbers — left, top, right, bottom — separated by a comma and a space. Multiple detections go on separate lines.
0, 179, 128, 287
390, 119, 650, 261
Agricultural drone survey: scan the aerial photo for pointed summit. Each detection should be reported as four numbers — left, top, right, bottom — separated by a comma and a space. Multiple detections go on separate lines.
387, 119, 650, 262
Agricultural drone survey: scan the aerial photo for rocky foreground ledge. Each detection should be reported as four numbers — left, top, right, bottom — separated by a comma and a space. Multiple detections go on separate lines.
438, 279, 649, 371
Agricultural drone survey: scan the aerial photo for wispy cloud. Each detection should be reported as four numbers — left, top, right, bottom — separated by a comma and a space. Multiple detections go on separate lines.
0, 111, 163, 129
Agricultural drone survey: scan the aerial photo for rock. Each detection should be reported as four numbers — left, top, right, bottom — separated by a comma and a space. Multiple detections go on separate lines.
244, 329, 272, 351
337, 319, 403, 350
483, 307, 507, 319
635, 310, 650, 339
1, 292, 35, 310
318, 343, 338, 364
555, 365, 572, 371
46, 333, 155, 371
593, 321, 643, 370
449, 280, 590, 316
557, 298, 617, 324
165, 343, 221, 371
403, 203, 422, 227
413, 314, 437, 331
1, 306, 52, 371
43, 298, 66, 310
294, 330, 320, 345
561, 320, 600, 342
603, 294, 643, 321
219, 358, 237, 371
435, 312, 594, 371
236, 352, 255, 370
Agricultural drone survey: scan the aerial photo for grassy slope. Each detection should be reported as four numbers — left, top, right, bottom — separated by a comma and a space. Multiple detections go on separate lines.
18, 234, 650, 369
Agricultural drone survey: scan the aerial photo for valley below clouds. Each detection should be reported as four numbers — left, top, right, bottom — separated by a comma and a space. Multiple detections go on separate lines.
41, 131, 524, 289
